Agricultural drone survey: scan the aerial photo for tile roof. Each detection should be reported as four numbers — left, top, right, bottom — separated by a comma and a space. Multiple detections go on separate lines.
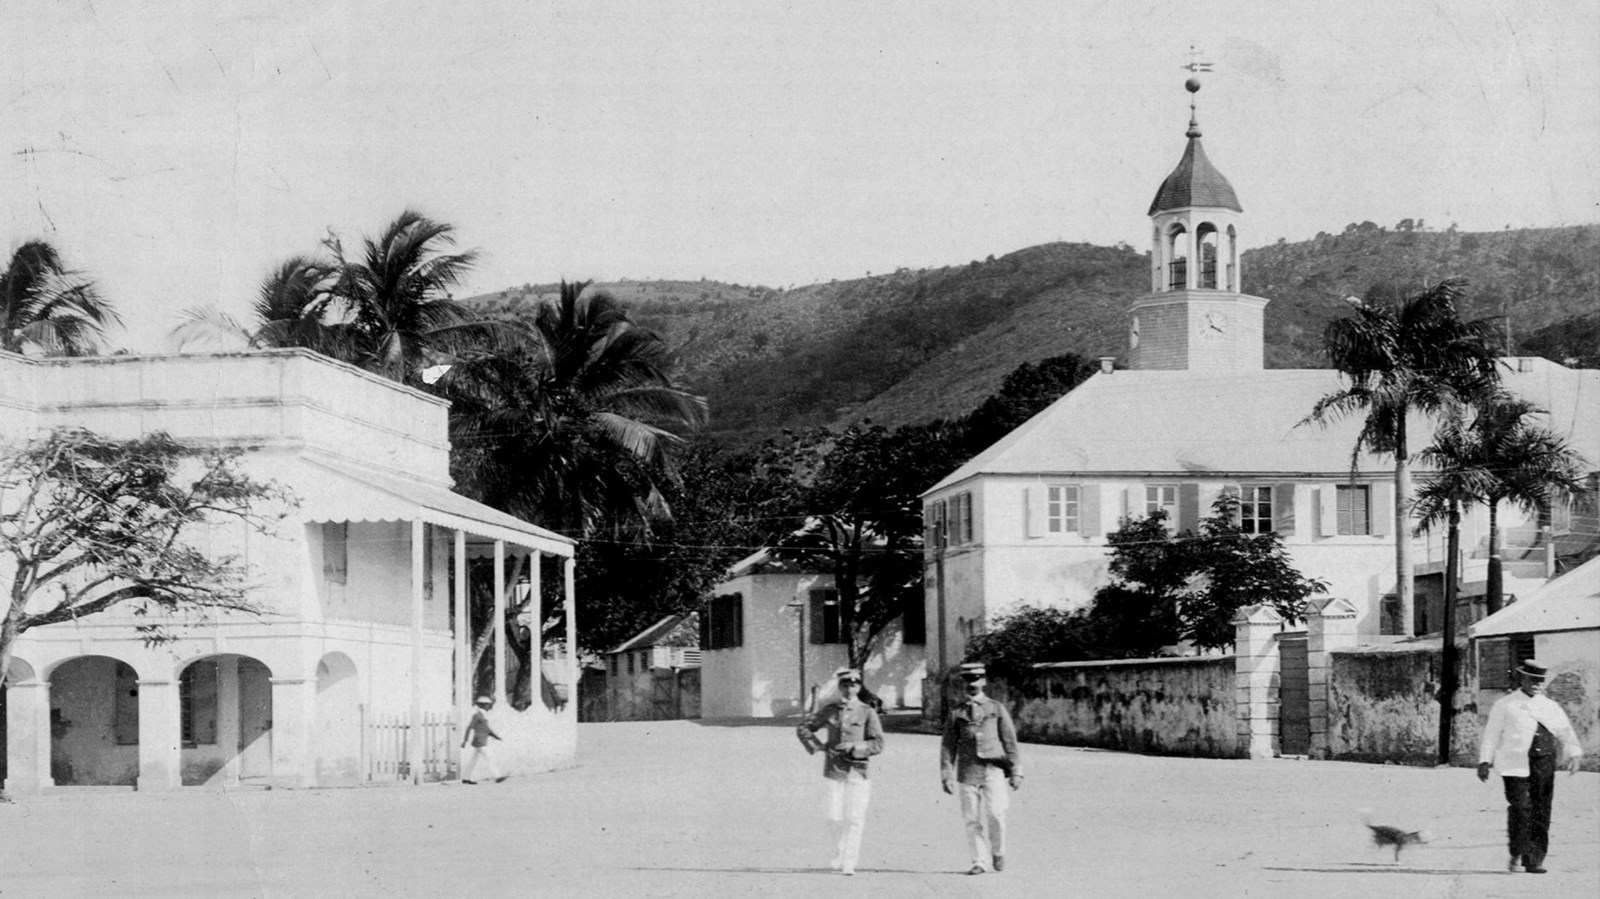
1148, 136, 1242, 214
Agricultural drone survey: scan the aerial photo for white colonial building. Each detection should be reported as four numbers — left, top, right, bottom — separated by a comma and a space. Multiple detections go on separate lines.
700, 550, 926, 717
1, 349, 577, 792
921, 83, 1600, 672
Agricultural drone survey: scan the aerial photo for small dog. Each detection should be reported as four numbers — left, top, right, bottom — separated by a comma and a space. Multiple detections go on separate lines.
1360, 808, 1432, 862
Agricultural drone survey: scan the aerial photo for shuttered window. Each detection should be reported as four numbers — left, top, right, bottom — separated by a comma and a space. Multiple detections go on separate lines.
1337, 485, 1371, 535
702, 593, 744, 650
809, 588, 844, 644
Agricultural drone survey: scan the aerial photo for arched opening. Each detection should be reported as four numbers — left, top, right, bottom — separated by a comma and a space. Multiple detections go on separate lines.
1166, 225, 1188, 290
177, 654, 273, 786
314, 652, 361, 785
48, 656, 140, 786
1196, 224, 1220, 289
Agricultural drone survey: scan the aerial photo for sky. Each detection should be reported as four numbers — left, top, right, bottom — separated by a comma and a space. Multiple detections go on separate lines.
3, 0, 1596, 352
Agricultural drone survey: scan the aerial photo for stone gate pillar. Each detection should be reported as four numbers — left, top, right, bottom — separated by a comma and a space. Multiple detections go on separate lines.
1305, 597, 1359, 760
1233, 605, 1283, 759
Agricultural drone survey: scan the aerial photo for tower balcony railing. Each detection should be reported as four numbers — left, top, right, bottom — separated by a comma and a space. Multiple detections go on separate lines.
1167, 260, 1187, 290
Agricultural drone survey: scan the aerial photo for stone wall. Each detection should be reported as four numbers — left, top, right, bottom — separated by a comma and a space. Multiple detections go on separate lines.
1324, 644, 1479, 765
988, 657, 1237, 757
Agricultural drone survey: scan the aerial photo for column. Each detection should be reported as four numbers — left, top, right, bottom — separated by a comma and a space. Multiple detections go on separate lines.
454, 529, 469, 743
136, 678, 182, 791
564, 556, 577, 712
409, 519, 425, 785
215, 656, 242, 786
493, 540, 508, 706
1305, 598, 1359, 760
269, 676, 315, 788
3, 681, 53, 795
1232, 605, 1283, 760
527, 550, 543, 669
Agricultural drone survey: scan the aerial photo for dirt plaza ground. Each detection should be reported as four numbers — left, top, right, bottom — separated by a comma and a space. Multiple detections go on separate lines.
2, 718, 1596, 898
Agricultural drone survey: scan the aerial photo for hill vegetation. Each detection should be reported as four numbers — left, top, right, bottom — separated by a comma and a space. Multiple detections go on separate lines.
462, 222, 1599, 442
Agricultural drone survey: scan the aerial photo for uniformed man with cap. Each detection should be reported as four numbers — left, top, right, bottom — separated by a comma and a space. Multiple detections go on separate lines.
1478, 658, 1583, 874
940, 662, 1022, 875
797, 667, 884, 875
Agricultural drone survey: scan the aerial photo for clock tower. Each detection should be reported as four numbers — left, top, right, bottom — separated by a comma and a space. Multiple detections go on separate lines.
1128, 76, 1268, 371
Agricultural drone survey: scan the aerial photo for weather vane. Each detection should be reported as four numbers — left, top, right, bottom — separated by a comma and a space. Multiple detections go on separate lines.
1183, 45, 1214, 75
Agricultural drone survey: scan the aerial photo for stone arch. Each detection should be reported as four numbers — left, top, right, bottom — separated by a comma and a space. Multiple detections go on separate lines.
175, 653, 275, 786
314, 652, 362, 785
1196, 222, 1220, 288
48, 655, 142, 786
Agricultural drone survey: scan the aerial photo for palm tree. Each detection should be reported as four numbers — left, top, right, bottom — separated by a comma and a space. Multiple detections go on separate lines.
325, 210, 485, 385
171, 256, 353, 357
1417, 392, 1589, 615
1413, 391, 1588, 763
2, 240, 120, 355
1303, 279, 1500, 636
443, 280, 708, 535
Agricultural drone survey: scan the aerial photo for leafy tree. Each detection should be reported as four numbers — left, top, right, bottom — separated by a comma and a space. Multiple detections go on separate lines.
1178, 498, 1326, 649
960, 353, 1098, 454
2, 240, 120, 356
0, 428, 284, 684
769, 420, 962, 670
962, 604, 1103, 678
1303, 279, 1500, 635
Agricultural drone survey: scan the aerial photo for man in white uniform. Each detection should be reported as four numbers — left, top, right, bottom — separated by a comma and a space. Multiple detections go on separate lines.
1477, 659, 1583, 874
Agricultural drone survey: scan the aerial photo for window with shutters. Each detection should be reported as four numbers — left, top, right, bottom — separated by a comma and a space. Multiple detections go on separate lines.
1146, 485, 1178, 525
1239, 486, 1273, 534
1047, 485, 1080, 533
703, 593, 744, 650
609, 655, 619, 676
1337, 485, 1371, 535
810, 588, 844, 644
179, 660, 218, 747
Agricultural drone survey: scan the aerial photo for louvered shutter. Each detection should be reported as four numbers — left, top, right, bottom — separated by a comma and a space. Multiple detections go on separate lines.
1025, 486, 1044, 537
1372, 482, 1393, 537
1080, 484, 1102, 537
1274, 483, 1296, 536
809, 590, 826, 644
1177, 483, 1200, 532
1317, 486, 1337, 537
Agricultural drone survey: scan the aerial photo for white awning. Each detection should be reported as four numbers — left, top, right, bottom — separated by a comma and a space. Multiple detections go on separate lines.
297, 457, 574, 557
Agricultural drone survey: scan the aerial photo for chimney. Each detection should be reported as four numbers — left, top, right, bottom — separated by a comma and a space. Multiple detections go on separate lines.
1099, 356, 1116, 374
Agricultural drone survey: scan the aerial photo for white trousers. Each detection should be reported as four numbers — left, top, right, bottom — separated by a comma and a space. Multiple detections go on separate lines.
461, 744, 503, 781
958, 766, 1010, 869
825, 772, 872, 871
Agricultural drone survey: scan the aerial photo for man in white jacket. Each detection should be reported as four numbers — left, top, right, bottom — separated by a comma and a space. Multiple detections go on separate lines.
1477, 659, 1584, 874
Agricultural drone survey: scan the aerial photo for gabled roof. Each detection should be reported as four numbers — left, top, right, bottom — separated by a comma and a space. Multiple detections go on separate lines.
1148, 135, 1242, 215
1472, 555, 1600, 637
928, 358, 1600, 494
611, 613, 698, 653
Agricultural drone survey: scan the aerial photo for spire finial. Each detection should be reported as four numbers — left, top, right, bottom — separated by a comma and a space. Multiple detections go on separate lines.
1182, 46, 1213, 138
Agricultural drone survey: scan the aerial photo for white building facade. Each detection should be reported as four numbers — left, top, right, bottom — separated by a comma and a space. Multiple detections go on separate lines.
921, 84, 1600, 671
0, 349, 578, 792
700, 551, 926, 717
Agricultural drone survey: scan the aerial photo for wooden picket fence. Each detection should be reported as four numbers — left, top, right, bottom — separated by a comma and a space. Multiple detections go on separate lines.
366, 712, 458, 782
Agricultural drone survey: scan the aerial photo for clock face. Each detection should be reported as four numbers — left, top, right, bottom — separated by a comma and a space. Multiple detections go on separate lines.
1130, 315, 1141, 348
1200, 311, 1227, 339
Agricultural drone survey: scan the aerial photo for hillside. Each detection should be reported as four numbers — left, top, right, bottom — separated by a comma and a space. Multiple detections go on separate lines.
463, 223, 1599, 441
